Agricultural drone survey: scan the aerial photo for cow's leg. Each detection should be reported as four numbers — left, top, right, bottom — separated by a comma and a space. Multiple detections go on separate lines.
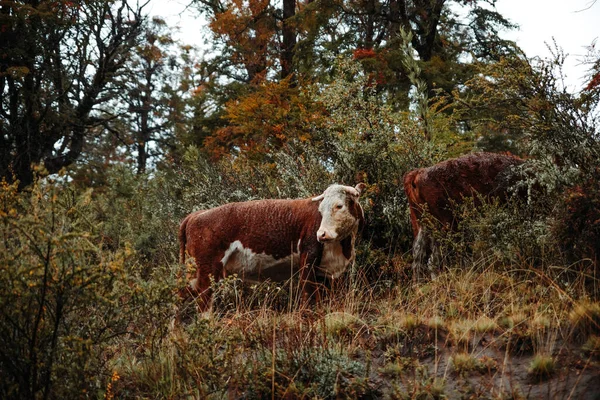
428, 238, 442, 280
412, 227, 432, 280
173, 272, 212, 324
175, 259, 219, 315
173, 262, 201, 327
298, 252, 320, 307
190, 270, 213, 312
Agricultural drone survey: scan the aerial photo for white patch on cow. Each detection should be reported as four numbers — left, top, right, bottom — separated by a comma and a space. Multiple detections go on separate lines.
319, 241, 352, 279
221, 240, 299, 278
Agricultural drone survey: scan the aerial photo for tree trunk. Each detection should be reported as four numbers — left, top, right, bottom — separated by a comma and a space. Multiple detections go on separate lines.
281, 0, 296, 81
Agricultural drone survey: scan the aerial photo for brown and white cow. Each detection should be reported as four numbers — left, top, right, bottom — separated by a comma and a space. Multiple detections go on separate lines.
179, 183, 365, 310
403, 152, 523, 278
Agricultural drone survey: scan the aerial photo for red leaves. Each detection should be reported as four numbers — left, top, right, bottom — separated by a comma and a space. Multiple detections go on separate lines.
353, 48, 378, 60
585, 72, 600, 92
352, 48, 391, 86
555, 171, 600, 265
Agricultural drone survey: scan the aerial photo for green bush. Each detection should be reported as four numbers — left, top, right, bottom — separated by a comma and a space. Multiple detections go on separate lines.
0, 178, 131, 398
0, 173, 180, 399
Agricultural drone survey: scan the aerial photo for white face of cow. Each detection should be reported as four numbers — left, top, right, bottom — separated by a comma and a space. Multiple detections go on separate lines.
312, 183, 365, 243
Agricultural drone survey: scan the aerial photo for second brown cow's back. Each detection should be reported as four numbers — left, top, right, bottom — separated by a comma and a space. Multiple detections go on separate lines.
403, 152, 524, 278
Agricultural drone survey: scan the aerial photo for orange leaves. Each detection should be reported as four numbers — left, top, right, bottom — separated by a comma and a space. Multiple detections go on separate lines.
210, 0, 276, 81
353, 48, 378, 60
204, 78, 324, 159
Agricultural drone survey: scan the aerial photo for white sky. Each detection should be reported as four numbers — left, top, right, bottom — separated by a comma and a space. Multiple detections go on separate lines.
495, 0, 599, 91
148, 0, 600, 91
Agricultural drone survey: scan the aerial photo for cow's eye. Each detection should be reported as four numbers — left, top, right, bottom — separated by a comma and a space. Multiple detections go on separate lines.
336, 204, 343, 210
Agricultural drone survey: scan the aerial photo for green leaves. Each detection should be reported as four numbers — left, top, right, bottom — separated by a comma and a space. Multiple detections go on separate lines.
0, 179, 132, 398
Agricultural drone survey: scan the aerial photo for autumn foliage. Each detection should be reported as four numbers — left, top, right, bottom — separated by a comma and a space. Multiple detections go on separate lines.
209, 0, 276, 83
2, 1, 600, 398
204, 77, 323, 159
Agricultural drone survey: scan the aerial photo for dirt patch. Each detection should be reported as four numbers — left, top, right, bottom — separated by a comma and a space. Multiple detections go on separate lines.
368, 327, 600, 399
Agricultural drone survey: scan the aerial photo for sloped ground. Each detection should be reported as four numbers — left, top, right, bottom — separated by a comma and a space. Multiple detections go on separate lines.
111, 266, 600, 399
360, 324, 600, 399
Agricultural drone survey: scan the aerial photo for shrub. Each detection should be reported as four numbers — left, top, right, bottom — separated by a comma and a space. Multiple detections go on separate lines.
0, 173, 180, 399
0, 178, 132, 398
554, 170, 600, 269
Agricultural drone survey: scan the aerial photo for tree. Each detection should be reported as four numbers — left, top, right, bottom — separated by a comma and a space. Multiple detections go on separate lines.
187, 0, 516, 158
583, 39, 600, 104
0, 0, 147, 189
294, 0, 517, 98
203, 76, 320, 158
111, 17, 195, 175
197, 0, 278, 83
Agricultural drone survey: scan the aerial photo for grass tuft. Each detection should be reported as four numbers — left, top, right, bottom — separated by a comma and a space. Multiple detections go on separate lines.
450, 352, 479, 375
474, 315, 498, 333
528, 354, 555, 382
379, 362, 404, 378
569, 301, 600, 342
323, 312, 360, 338
582, 335, 600, 359
448, 319, 474, 349
499, 312, 528, 330
426, 315, 445, 330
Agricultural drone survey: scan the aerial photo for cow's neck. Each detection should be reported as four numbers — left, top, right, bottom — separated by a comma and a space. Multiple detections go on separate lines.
318, 229, 357, 279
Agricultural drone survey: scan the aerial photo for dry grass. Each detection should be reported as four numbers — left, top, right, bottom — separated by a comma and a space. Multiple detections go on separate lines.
582, 335, 600, 358
107, 259, 600, 398
569, 300, 600, 342
528, 354, 556, 382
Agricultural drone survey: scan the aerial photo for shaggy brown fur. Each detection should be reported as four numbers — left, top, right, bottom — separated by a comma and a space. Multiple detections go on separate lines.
179, 185, 365, 310
404, 152, 524, 278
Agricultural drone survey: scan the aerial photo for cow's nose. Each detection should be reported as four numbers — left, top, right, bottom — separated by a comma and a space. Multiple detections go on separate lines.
317, 230, 334, 243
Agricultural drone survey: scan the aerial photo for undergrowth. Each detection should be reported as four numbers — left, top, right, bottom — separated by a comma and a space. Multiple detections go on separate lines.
107, 259, 599, 398
2, 163, 599, 398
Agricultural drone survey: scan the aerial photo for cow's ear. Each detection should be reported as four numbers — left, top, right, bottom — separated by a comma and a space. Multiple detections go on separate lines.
312, 194, 324, 202
355, 183, 366, 196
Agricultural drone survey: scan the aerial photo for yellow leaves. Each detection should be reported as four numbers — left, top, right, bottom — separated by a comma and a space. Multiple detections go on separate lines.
4, 66, 30, 79
0, 207, 17, 218
298, 133, 311, 142
0, 180, 20, 219
111, 370, 120, 381
108, 260, 123, 273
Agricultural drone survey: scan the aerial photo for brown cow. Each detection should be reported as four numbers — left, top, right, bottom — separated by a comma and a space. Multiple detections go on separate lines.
179, 184, 365, 310
403, 152, 524, 278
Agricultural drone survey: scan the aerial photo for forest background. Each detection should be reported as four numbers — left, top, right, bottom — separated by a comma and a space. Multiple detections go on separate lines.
1, 0, 600, 398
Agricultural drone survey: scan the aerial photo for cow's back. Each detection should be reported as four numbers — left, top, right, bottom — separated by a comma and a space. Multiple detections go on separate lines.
425, 152, 522, 201
404, 152, 524, 278
405, 152, 523, 229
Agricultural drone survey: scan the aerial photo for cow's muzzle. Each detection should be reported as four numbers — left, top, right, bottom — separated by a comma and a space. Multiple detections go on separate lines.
317, 229, 336, 243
